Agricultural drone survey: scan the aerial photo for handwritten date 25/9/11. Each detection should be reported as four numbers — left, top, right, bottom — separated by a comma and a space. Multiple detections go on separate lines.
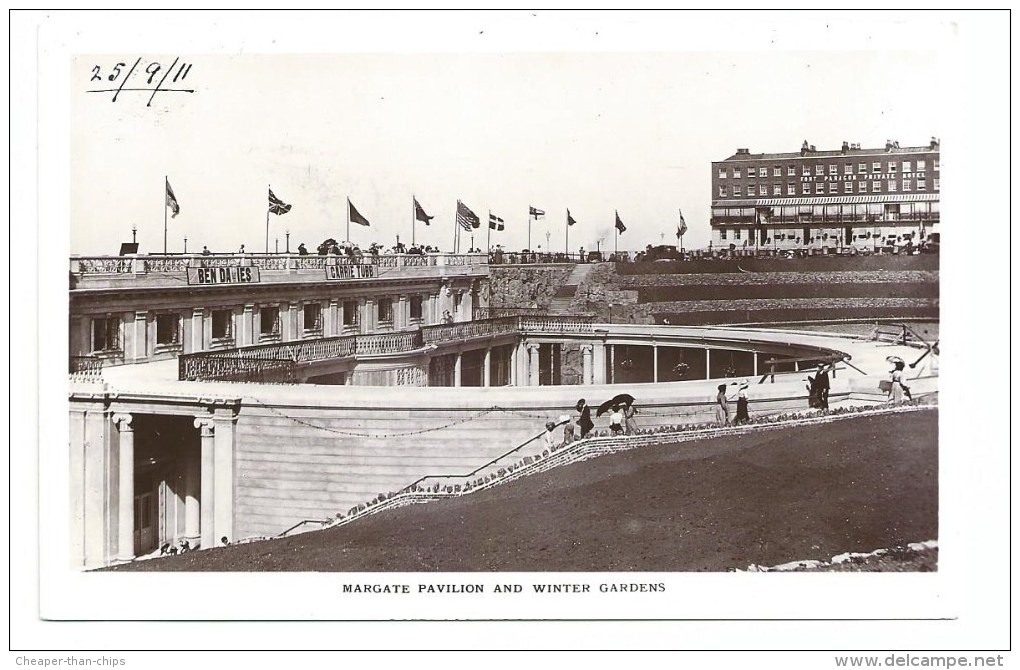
88, 57, 194, 106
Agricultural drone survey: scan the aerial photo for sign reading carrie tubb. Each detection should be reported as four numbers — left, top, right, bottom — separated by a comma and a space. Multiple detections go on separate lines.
325, 264, 377, 281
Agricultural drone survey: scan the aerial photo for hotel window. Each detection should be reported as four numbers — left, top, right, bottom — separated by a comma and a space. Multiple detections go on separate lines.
802, 166, 811, 176
747, 185, 755, 197
815, 165, 824, 175
815, 183, 824, 194
156, 313, 181, 347
410, 296, 423, 321
378, 298, 393, 323
888, 161, 897, 173
787, 166, 796, 176
720, 228, 727, 240
858, 162, 867, 173
902, 179, 912, 192
718, 168, 727, 179
844, 182, 853, 193
934, 159, 940, 171
917, 159, 926, 171
758, 167, 767, 178
719, 185, 727, 197
858, 181, 867, 192
304, 303, 322, 332
917, 179, 926, 191
773, 184, 781, 195
872, 162, 881, 173
342, 300, 359, 327
787, 184, 796, 195
211, 309, 233, 340
91, 316, 120, 353
872, 181, 881, 192
902, 161, 912, 173
733, 168, 742, 179
844, 164, 853, 175
934, 178, 939, 190
888, 180, 897, 192
828, 164, 837, 175
759, 184, 767, 196
734, 227, 742, 240
259, 306, 280, 338
773, 166, 781, 177
829, 182, 838, 193
802, 183, 810, 194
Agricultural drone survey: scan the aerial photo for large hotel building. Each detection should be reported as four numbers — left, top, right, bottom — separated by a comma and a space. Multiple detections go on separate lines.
710, 138, 940, 250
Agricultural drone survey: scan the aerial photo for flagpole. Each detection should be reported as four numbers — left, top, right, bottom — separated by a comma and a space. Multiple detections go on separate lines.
527, 210, 532, 251
453, 201, 459, 254
163, 176, 168, 255
266, 184, 271, 254
614, 211, 619, 255
565, 210, 569, 257
346, 197, 351, 244
411, 195, 416, 246
487, 210, 491, 254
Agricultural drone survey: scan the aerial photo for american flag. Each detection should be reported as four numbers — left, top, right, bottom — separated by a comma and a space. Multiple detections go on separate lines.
457, 201, 480, 230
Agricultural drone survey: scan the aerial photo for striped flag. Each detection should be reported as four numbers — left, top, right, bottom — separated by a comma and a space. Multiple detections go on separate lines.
489, 212, 504, 231
615, 211, 626, 233
677, 208, 688, 237
268, 188, 292, 215
165, 179, 180, 218
456, 200, 480, 230
567, 209, 576, 226
529, 206, 545, 219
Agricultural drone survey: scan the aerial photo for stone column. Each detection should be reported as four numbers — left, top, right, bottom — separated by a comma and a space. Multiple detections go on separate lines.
326, 299, 339, 337
397, 295, 408, 330
197, 416, 215, 549
653, 344, 659, 383
483, 347, 491, 387
241, 304, 255, 346
212, 408, 236, 545
705, 348, 711, 379
280, 303, 292, 341
292, 302, 301, 339
581, 344, 594, 385
609, 344, 616, 384
187, 419, 209, 546
130, 311, 147, 361
510, 344, 519, 385
592, 341, 607, 384
113, 413, 134, 562
191, 307, 204, 353
454, 352, 462, 388
361, 298, 372, 334
753, 352, 759, 377
527, 343, 540, 387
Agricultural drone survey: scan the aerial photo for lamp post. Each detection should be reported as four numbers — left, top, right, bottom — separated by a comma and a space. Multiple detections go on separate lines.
183, 237, 187, 254
131, 225, 137, 244
285, 230, 290, 254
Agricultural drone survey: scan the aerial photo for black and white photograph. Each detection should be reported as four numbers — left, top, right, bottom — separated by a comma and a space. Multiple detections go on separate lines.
11, 8, 1011, 662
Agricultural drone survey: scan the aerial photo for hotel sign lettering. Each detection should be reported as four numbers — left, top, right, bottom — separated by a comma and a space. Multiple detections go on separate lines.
187, 266, 261, 285
325, 264, 377, 281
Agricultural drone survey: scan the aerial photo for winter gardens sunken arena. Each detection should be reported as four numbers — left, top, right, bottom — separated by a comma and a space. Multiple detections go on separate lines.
68, 251, 938, 569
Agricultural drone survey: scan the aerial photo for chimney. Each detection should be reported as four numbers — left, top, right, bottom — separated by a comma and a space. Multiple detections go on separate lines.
809, 145, 816, 152
885, 139, 894, 152
841, 140, 849, 154
929, 136, 940, 150
800, 140, 810, 156
736, 148, 750, 155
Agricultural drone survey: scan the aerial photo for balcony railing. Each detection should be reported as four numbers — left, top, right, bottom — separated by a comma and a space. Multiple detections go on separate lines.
711, 213, 940, 227
70, 252, 485, 276
69, 356, 104, 382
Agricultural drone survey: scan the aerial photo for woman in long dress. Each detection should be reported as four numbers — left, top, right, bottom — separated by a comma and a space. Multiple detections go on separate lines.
623, 402, 639, 435
734, 387, 750, 424
889, 361, 907, 402
715, 384, 730, 426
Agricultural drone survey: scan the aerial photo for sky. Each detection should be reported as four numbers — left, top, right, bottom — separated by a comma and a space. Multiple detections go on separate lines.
68, 13, 950, 255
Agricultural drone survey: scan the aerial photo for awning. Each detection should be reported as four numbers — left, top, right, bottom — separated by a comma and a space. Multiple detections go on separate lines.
755, 193, 939, 206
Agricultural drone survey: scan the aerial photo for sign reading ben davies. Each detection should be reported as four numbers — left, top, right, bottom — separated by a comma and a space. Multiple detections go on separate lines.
187, 266, 261, 285
325, 264, 377, 281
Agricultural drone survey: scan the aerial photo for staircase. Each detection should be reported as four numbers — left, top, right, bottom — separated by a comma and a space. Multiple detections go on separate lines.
547, 263, 595, 314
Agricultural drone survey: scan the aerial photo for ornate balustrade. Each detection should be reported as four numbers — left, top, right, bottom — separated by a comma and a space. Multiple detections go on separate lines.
70, 253, 485, 277
420, 316, 521, 344
356, 331, 424, 356
179, 355, 296, 383
519, 314, 596, 334
69, 355, 104, 382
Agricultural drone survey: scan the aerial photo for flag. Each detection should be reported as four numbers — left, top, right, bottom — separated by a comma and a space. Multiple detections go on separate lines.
489, 212, 504, 231
567, 209, 576, 226
414, 198, 433, 225
348, 199, 370, 227
456, 200, 480, 231
615, 211, 626, 233
529, 206, 545, 219
677, 208, 688, 237
268, 188, 292, 215
165, 179, 180, 218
